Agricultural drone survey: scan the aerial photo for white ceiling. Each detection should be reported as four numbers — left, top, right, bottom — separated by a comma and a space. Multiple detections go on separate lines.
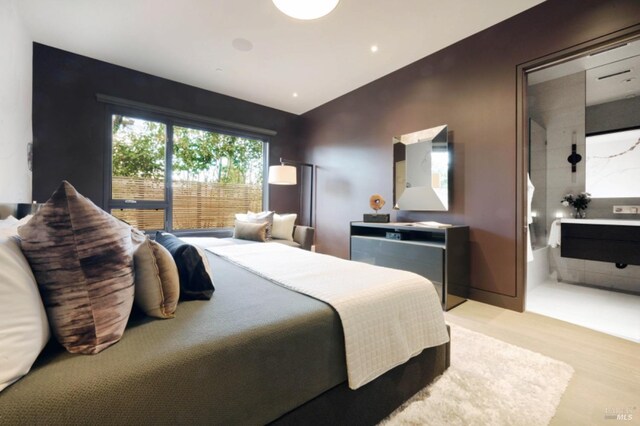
586, 55, 640, 106
528, 39, 640, 106
18, 0, 545, 114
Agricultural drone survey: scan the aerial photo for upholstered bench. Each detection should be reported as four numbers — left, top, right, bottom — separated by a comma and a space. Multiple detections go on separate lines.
269, 225, 314, 250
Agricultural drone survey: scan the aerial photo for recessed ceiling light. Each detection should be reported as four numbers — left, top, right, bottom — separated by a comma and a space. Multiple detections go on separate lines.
272, 0, 339, 20
292, 92, 299, 98
370, 45, 379, 53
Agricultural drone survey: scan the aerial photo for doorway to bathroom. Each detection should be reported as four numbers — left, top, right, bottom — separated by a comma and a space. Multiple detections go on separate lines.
521, 34, 640, 342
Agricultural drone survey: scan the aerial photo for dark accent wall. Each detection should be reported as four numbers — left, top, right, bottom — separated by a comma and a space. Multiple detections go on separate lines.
300, 0, 640, 309
32, 44, 301, 215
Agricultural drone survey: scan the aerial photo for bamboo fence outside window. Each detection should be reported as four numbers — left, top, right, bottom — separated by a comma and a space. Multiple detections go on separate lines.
111, 177, 262, 230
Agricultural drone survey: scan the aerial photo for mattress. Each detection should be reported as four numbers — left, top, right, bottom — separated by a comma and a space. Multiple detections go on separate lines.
0, 253, 346, 425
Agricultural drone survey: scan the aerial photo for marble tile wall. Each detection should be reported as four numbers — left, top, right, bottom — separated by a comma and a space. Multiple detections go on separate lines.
529, 72, 586, 232
529, 119, 547, 248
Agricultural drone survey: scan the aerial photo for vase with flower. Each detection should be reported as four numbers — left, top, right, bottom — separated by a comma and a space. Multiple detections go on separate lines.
561, 192, 591, 218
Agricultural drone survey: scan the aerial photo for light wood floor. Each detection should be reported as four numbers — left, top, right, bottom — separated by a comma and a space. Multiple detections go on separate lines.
445, 300, 640, 426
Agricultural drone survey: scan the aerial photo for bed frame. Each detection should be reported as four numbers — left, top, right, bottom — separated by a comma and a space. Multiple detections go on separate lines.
273, 326, 450, 425
2, 203, 451, 424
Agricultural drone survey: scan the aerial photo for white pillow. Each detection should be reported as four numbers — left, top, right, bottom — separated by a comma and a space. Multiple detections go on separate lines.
0, 216, 19, 237
0, 216, 19, 227
17, 215, 33, 226
272, 213, 297, 241
0, 237, 50, 392
0, 215, 33, 238
247, 210, 273, 218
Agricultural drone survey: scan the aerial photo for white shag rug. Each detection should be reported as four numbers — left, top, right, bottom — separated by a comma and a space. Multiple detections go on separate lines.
382, 325, 574, 426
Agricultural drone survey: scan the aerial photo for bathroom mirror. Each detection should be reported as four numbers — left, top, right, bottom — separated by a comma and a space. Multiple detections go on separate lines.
584, 41, 640, 198
585, 127, 640, 198
393, 124, 449, 211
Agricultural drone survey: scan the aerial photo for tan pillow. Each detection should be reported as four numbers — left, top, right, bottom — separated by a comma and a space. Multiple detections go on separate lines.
246, 211, 275, 239
234, 220, 268, 242
133, 237, 180, 319
18, 181, 135, 355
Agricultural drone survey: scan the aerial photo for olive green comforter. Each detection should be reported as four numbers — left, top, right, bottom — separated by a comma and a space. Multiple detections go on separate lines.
0, 253, 346, 425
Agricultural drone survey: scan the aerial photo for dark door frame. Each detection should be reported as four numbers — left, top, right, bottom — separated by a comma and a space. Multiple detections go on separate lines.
515, 24, 640, 312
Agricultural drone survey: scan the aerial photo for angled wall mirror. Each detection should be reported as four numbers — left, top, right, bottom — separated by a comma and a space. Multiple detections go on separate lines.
393, 124, 449, 211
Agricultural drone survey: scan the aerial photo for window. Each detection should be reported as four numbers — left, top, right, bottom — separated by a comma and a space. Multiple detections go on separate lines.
109, 113, 266, 231
171, 125, 263, 229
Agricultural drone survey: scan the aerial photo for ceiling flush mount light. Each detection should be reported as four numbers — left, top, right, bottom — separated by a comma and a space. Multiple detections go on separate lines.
272, 0, 339, 20
292, 92, 298, 98
370, 45, 379, 53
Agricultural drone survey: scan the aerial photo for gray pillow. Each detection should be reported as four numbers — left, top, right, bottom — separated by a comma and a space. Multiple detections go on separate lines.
234, 220, 268, 242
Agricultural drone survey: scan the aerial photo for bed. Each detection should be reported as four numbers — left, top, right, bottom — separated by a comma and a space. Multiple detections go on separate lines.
0, 206, 450, 425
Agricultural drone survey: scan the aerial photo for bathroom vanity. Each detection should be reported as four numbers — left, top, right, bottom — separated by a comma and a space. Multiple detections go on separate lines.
561, 219, 640, 266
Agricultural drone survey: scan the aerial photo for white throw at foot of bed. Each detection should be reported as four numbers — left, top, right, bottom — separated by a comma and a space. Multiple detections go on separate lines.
208, 243, 449, 389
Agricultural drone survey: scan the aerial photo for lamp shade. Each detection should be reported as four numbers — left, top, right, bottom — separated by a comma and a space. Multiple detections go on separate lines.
268, 165, 297, 185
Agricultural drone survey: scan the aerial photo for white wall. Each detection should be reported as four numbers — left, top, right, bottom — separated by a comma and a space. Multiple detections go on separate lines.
0, 0, 32, 202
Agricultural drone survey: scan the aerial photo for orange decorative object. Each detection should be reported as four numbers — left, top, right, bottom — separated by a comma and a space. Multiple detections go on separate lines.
369, 194, 386, 212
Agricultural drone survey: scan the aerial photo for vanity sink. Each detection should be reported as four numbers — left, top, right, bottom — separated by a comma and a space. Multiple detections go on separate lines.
561, 219, 640, 266
561, 218, 640, 226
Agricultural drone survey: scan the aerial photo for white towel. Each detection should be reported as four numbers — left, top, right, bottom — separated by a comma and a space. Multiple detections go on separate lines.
548, 219, 562, 248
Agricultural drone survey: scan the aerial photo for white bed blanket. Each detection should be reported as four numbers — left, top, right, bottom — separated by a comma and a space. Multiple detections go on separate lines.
207, 243, 449, 390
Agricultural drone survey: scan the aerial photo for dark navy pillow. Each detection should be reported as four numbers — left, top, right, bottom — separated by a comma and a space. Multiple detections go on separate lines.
155, 232, 215, 300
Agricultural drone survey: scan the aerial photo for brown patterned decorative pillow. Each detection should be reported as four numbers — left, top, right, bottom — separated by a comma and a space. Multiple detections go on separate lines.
18, 181, 135, 355
132, 232, 180, 319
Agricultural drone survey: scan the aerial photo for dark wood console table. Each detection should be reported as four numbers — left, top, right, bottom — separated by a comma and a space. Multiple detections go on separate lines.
349, 222, 469, 310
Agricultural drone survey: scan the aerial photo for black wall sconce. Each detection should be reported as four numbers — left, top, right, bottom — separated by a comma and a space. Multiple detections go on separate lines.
567, 132, 582, 172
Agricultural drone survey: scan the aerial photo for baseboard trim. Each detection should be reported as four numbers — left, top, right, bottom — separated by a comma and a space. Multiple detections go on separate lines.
468, 288, 524, 312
